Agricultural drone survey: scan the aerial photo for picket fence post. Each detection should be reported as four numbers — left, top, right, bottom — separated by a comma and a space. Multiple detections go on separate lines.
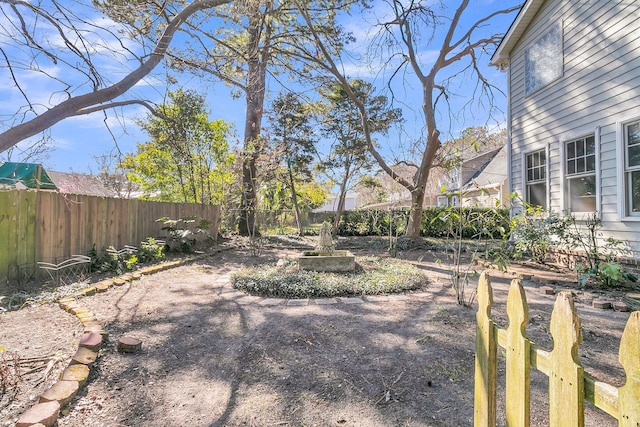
618, 311, 640, 427
548, 291, 584, 427
505, 278, 530, 426
474, 272, 497, 427
473, 272, 640, 427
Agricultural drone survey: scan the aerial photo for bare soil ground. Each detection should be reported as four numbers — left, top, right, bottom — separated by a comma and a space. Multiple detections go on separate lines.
0, 237, 634, 426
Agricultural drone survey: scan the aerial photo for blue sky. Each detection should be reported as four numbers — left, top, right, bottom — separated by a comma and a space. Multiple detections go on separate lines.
0, 0, 521, 174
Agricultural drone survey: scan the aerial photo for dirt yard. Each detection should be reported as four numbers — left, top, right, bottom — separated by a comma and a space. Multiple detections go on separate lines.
0, 237, 633, 426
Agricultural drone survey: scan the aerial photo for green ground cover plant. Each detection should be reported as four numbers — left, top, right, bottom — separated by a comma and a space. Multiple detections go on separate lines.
231, 256, 428, 299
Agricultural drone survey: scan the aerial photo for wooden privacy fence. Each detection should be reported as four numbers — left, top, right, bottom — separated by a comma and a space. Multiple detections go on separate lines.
0, 189, 219, 286
474, 272, 640, 427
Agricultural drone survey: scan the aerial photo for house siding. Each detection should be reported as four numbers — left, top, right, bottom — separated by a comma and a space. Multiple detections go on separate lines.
507, 0, 640, 257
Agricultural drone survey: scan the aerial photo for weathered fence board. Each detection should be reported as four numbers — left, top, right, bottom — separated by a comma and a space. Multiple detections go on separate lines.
505, 279, 530, 427
0, 189, 219, 289
474, 272, 497, 427
474, 273, 640, 426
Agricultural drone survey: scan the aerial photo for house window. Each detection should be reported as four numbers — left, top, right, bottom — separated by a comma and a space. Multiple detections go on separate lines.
525, 25, 563, 95
525, 150, 547, 209
565, 135, 596, 212
436, 195, 448, 207
624, 121, 640, 216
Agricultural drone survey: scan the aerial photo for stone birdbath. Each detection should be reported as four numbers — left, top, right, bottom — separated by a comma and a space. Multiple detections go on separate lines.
297, 222, 355, 272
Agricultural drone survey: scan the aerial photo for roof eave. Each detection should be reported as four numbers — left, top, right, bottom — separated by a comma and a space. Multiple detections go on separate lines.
490, 0, 546, 70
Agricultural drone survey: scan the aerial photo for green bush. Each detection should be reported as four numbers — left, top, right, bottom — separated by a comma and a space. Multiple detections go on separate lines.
336, 209, 410, 236
231, 257, 427, 299
422, 207, 510, 239
88, 237, 166, 275
332, 207, 509, 238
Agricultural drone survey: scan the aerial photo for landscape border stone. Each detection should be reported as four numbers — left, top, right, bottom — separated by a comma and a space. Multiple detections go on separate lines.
15, 251, 215, 427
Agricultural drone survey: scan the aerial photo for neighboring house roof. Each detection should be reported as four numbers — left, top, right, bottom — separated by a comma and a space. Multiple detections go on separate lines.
47, 170, 115, 197
0, 162, 57, 190
0, 162, 115, 197
444, 146, 507, 194
460, 146, 507, 192
490, 0, 544, 69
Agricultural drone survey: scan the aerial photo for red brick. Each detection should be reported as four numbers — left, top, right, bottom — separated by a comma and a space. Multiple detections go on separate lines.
79, 332, 102, 351
15, 401, 60, 427
70, 347, 98, 366
39, 380, 79, 407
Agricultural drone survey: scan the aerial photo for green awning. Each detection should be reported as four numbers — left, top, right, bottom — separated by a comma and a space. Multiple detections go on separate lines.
0, 162, 57, 190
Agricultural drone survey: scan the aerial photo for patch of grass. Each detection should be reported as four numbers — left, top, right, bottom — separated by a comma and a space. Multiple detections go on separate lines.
231, 256, 428, 299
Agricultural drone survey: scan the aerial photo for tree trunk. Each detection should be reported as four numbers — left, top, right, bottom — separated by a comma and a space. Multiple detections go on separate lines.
237, 10, 269, 236
332, 167, 350, 237
287, 165, 303, 236
406, 188, 425, 238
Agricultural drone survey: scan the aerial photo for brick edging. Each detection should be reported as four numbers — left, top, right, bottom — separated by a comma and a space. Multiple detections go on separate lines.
14, 251, 219, 427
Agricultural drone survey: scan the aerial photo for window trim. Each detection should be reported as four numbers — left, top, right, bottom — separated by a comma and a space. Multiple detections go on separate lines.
560, 130, 599, 215
617, 116, 640, 221
522, 146, 549, 209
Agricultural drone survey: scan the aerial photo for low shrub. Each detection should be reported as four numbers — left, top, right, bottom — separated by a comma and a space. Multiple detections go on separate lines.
231, 257, 428, 299
333, 208, 509, 238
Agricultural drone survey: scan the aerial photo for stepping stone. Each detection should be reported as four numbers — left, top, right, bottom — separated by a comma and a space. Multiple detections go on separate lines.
117, 336, 142, 353
540, 286, 555, 295
613, 301, 630, 312
79, 332, 103, 351
70, 347, 98, 366
364, 295, 390, 303
286, 299, 309, 307
340, 297, 364, 304
593, 300, 612, 309
258, 298, 283, 306
39, 380, 79, 407
624, 292, 640, 310
60, 365, 90, 386
315, 298, 339, 305
235, 295, 261, 305
113, 278, 127, 286
15, 401, 60, 427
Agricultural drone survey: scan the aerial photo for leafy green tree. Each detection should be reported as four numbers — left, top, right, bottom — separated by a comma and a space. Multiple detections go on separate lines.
121, 90, 236, 205
264, 92, 319, 235
319, 80, 401, 236
159, 0, 354, 236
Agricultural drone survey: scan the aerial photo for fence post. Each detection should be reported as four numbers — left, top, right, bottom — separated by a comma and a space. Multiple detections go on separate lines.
618, 311, 640, 427
505, 278, 530, 426
474, 271, 497, 427
549, 291, 584, 427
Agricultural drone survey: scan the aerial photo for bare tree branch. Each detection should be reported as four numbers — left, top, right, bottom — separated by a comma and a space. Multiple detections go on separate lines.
0, 0, 232, 153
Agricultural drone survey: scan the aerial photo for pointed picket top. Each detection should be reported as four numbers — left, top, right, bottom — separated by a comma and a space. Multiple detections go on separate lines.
550, 291, 582, 358
505, 278, 531, 427
477, 271, 493, 318
507, 278, 528, 336
549, 291, 584, 427
474, 271, 497, 427
618, 311, 640, 427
